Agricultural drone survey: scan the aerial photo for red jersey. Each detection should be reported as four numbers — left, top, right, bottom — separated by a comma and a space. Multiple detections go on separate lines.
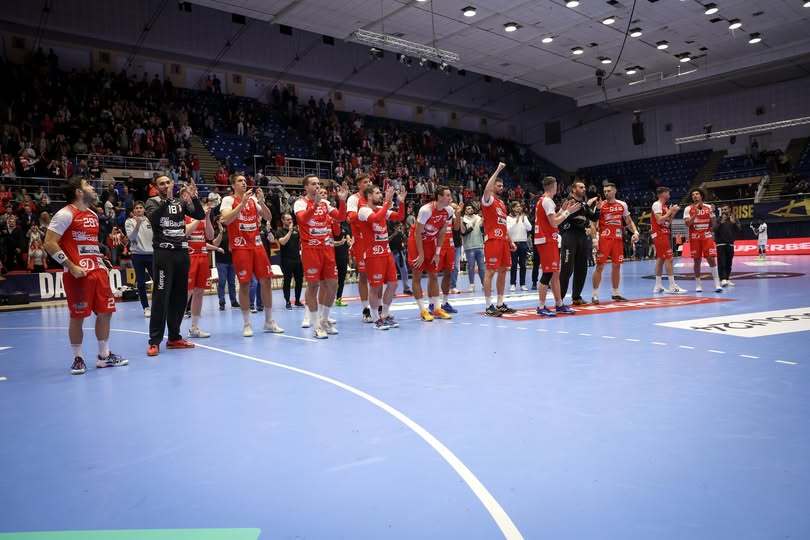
442, 221, 455, 248
293, 197, 346, 250
684, 203, 715, 240
346, 192, 367, 251
650, 200, 671, 239
598, 200, 630, 239
409, 202, 454, 244
481, 194, 508, 241
358, 202, 405, 258
222, 195, 261, 250
185, 216, 207, 256
533, 196, 558, 246
47, 204, 104, 272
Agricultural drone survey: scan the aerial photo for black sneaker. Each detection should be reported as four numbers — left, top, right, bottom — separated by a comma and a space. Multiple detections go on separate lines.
497, 303, 517, 314
232, 302, 240, 308
611, 295, 628, 302
286, 301, 292, 310
572, 298, 587, 306
294, 301, 304, 308
362, 307, 373, 323
96, 352, 129, 369
219, 302, 225, 311
257, 305, 264, 312
184, 310, 191, 318
71, 356, 87, 375
485, 305, 503, 317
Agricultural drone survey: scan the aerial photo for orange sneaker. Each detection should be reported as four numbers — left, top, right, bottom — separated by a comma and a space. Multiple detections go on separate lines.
432, 307, 452, 320
167, 339, 195, 349
147, 344, 159, 357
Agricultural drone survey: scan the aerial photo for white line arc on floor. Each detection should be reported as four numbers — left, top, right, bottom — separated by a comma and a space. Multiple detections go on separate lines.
0, 326, 523, 540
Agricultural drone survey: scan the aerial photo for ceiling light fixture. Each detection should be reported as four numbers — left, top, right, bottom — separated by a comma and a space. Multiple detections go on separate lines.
704, 3, 719, 15
462, 6, 476, 17
566, 0, 580, 7
571, 46, 584, 55
625, 67, 637, 75
656, 40, 669, 50
679, 54, 691, 63
728, 19, 742, 30
748, 32, 762, 44
504, 22, 519, 32
542, 36, 554, 43
602, 16, 616, 25
600, 56, 612, 64
630, 28, 643, 37
804, 1, 810, 7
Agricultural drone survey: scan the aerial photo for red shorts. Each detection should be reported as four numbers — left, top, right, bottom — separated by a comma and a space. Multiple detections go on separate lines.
188, 255, 211, 289
537, 242, 560, 273
63, 268, 116, 319
302, 248, 337, 283
438, 244, 455, 273
408, 236, 438, 273
366, 254, 398, 287
653, 235, 673, 260
351, 242, 366, 273
484, 239, 511, 270
597, 237, 624, 265
690, 237, 717, 259
232, 247, 272, 284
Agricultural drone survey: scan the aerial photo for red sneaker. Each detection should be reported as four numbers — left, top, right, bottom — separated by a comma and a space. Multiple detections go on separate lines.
147, 344, 159, 357
166, 339, 195, 349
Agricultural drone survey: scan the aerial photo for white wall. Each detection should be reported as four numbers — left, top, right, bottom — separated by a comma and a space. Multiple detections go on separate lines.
531, 77, 810, 170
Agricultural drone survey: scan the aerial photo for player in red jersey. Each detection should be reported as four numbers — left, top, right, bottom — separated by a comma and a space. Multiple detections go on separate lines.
591, 183, 638, 303
480, 162, 517, 317
184, 198, 214, 338
651, 187, 687, 294
346, 174, 373, 322
684, 188, 723, 293
358, 184, 407, 330
534, 176, 580, 316
220, 174, 284, 337
432, 204, 461, 316
43, 176, 128, 375
408, 185, 454, 321
294, 175, 348, 339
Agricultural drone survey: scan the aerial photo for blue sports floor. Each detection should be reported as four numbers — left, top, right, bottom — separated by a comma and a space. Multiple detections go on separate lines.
1, 256, 809, 539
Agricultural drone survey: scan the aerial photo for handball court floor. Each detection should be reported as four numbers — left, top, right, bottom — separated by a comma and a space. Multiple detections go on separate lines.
1, 256, 808, 540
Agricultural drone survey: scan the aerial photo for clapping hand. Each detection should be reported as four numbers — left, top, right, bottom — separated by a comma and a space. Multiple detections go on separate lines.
255, 187, 265, 205
337, 183, 349, 201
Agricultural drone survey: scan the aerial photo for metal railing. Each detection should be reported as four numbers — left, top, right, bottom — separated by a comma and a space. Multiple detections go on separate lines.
75, 154, 167, 172
265, 158, 332, 180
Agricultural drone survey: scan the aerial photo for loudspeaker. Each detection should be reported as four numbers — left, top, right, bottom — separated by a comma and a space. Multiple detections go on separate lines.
632, 121, 645, 145
545, 121, 561, 145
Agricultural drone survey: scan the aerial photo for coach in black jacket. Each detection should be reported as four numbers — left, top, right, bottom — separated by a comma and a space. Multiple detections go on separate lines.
144, 176, 205, 355
559, 180, 600, 304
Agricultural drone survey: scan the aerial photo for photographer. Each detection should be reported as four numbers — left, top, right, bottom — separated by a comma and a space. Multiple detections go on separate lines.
715, 205, 741, 287
559, 181, 599, 304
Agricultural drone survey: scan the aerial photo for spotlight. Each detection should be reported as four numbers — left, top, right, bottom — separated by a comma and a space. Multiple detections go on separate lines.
728, 19, 742, 30
397, 53, 412, 66
566, 0, 580, 7
419, 57, 428, 67
602, 16, 616, 25
600, 57, 612, 64
504, 22, 519, 32
704, 3, 718, 15
630, 28, 643, 37
542, 36, 554, 44
679, 54, 691, 63
656, 40, 669, 50
625, 67, 637, 75
369, 47, 383, 59
462, 6, 476, 17
439, 62, 450, 72
748, 32, 762, 44
805, 1, 810, 7
571, 46, 584, 55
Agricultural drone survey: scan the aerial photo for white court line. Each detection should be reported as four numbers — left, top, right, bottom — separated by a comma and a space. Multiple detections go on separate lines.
460, 322, 473, 326
679, 345, 695, 350
495, 325, 508, 329
739, 354, 759, 359
0, 326, 524, 539
578, 333, 591, 337
601, 335, 616, 339
0, 377, 7, 382
515, 327, 528, 331
557, 331, 569, 334
479, 324, 490, 327
708, 350, 726, 354
776, 360, 798, 365
651, 342, 667, 346
0, 346, 12, 351
625, 338, 640, 342
536, 329, 548, 332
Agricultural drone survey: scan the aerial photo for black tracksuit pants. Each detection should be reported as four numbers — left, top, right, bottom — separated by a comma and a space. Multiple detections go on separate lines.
717, 243, 734, 281
560, 231, 589, 301
281, 257, 304, 303
149, 248, 190, 345
335, 247, 349, 299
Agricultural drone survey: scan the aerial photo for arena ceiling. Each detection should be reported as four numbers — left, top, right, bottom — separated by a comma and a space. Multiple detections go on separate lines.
189, 0, 810, 105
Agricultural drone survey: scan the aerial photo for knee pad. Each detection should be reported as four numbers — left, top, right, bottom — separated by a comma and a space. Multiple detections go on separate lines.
540, 272, 553, 286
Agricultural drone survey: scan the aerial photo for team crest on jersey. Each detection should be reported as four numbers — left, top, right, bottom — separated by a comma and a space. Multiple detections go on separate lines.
307, 268, 318, 274
373, 273, 383, 280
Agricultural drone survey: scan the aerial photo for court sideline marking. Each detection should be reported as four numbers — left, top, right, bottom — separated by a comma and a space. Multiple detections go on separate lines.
0, 326, 524, 540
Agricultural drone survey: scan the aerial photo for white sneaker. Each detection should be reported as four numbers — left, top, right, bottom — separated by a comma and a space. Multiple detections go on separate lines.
263, 320, 284, 333
243, 324, 253, 337
313, 324, 328, 339
144, 307, 151, 317
521, 285, 529, 291
250, 306, 258, 314
324, 320, 339, 335
695, 281, 703, 293
714, 284, 723, 293
301, 314, 311, 328
653, 285, 665, 294
509, 285, 516, 292
726, 280, 735, 286
468, 285, 475, 293
721, 279, 728, 287
328, 316, 337, 324
666, 285, 687, 294
188, 327, 210, 338
450, 288, 460, 294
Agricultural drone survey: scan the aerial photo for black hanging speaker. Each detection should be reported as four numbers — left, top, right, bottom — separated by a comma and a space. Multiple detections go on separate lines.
632, 121, 645, 145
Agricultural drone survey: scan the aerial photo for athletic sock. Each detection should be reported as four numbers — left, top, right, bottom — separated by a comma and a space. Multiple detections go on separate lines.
612, 288, 619, 296
711, 266, 721, 287
485, 295, 492, 307
497, 295, 504, 306
592, 292, 599, 300
310, 309, 319, 329
667, 275, 675, 288
382, 304, 390, 318
655, 276, 662, 288
321, 305, 331, 321
242, 309, 250, 325
71, 343, 82, 358
191, 315, 200, 328
416, 297, 425, 311
362, 301, 370, 310
429, 297, 439, 309
98, 340, 109, 358
442, 293, 448, 304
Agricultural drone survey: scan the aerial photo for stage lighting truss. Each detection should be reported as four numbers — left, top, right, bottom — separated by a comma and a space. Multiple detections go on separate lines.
352, 29, 460, 65
675, 116, 810, 144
